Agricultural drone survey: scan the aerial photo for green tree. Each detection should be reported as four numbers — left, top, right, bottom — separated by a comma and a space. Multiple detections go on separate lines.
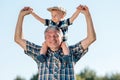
14, 76, 25, 80
76, 75, 84, 80
110, 73, 120, 80
78, 67, 97, 80
30, 73, 38, 80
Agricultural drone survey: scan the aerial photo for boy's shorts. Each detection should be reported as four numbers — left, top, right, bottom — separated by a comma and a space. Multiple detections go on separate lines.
61, 27, 68, 42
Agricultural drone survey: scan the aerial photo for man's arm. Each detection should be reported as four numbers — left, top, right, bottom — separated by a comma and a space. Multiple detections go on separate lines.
31, 11, 45, 24
14, 7, 32, 50
69, 5, 83, 23
81, 6, 96, 50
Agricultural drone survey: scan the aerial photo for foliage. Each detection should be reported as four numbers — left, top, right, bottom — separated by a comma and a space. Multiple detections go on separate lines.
76, 67, 120, 80
76, 67, 97, 80
30, 73, 38, 80
14, 76, 25, 80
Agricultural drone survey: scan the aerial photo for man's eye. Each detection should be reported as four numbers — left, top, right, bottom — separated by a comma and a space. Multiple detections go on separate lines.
46, 36, 50, 38
54, 35, 59, 38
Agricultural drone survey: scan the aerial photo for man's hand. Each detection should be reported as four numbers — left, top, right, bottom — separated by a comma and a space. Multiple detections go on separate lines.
80, 6, 90, 16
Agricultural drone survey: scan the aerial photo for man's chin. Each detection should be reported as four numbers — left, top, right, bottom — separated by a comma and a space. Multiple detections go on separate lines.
49, 45, 59, 50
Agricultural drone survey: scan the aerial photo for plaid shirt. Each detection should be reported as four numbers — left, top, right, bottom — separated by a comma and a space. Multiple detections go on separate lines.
24, 40, 88, 80
45, 18, 72, 41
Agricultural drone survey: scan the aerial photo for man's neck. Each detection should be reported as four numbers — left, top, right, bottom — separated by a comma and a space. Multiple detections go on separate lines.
49, 46, 61, 52
50, 48, 59, 51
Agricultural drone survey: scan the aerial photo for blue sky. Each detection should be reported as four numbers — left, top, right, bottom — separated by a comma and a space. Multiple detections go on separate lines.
0, 0, 120, 80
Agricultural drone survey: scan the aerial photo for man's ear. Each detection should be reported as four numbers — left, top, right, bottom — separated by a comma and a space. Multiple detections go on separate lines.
61, 36, 64, 42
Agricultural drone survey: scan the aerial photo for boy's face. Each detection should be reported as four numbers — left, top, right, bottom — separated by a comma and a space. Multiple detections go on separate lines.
51, 10, 64, 23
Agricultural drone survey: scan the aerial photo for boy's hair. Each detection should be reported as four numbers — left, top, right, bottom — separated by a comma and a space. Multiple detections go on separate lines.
47, 6, 66, 15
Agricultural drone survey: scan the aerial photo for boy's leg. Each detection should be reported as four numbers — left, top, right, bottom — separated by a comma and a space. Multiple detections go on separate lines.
40, 41, 48, 55
61, 41, 69, 55
61, 42, 71, 63
37, 41, 48, 62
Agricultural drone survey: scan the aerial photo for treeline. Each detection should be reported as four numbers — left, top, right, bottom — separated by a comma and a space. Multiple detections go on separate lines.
14, 67, 120, 80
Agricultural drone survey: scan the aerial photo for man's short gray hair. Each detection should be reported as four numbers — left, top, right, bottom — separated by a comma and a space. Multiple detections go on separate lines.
44, 26, 63, 37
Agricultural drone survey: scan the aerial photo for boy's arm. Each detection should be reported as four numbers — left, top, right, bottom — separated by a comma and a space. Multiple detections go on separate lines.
31, 11, 45, 24
69, 5, 82, 23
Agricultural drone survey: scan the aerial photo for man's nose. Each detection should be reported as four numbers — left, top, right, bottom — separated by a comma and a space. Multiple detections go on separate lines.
50, 36, 56, 40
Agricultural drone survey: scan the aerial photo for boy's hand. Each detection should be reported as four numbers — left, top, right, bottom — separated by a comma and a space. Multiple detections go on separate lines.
20, 7, 33, 16
76, 5, 83, 11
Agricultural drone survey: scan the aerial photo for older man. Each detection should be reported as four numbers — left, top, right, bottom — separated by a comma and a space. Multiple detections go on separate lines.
14, 5, 96, 80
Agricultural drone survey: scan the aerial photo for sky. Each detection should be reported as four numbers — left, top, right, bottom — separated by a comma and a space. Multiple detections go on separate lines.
0, 0, 120, 80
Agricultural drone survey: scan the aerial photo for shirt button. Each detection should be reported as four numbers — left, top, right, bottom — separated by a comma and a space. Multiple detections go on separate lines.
54, 73, 58, 79
55, 59, 58, 62
55, 67, 58, 72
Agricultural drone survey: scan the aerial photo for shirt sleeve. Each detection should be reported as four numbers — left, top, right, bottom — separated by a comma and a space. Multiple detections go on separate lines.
69, 41, 88, 63
24, 40, 41, 63
60, 18, 72, 28
44, 19, 50, 26
66, 18, 72, 26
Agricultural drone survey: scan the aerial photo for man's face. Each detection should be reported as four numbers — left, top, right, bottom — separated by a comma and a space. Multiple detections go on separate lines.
45, 29, 62, 51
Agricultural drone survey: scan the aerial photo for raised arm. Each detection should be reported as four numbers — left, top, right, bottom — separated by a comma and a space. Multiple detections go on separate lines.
31, 10, 45, 24
69, 5, 83, 23
14, 7, 32, 50
80, 6, 96, 50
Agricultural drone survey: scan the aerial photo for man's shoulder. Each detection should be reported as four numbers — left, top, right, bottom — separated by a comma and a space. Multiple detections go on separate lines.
26, 40, 41, 49
69, 42, 88, 55
68, 42, 81, 48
